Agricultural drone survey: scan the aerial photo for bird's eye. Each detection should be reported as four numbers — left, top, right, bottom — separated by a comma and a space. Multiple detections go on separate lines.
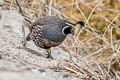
62, 26, 72, 36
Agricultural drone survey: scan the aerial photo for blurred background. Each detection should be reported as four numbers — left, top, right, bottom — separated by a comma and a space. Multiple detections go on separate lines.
0, 0, 120, 79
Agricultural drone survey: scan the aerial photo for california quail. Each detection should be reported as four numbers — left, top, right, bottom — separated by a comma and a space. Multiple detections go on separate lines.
26, 16, 84, 59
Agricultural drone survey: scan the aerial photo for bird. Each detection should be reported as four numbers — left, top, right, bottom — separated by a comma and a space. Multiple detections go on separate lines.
26, 16, 84, 59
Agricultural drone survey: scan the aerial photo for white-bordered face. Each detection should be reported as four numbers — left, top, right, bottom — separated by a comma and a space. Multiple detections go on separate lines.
62, 22, 75, 36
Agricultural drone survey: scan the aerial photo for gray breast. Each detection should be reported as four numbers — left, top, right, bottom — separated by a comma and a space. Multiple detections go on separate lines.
41, 23, 66, 42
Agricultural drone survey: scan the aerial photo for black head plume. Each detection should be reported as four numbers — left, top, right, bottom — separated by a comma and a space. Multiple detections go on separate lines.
75, 21, 85, 27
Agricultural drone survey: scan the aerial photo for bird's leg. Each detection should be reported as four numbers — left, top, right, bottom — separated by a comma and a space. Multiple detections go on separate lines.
46, 48, 53, 59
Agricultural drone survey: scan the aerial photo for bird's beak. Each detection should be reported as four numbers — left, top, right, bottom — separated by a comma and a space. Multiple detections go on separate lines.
70, 28, 75, 35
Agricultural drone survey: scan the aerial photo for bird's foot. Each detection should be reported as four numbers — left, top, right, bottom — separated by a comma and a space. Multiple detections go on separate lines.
46, 54, 54, 59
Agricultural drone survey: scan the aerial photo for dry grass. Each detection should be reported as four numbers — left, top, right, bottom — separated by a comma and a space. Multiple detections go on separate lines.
2, 0, 120, 79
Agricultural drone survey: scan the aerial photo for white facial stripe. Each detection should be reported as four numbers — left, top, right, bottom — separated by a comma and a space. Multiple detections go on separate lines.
65, 22, 74, 27
62, 26, 69, 36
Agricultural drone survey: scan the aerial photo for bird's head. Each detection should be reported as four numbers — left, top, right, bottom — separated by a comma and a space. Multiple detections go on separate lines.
62, 21, 84, 36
